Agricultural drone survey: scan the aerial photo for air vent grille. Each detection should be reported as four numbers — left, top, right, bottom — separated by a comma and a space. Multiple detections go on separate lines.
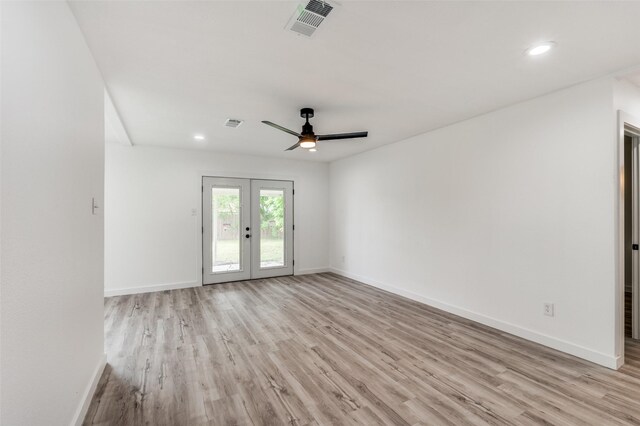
306, 0, 333, 17
290, 21, 317, 37
298, 10, 324, 27
224, 119, 243, 128
286, 0, 333, 37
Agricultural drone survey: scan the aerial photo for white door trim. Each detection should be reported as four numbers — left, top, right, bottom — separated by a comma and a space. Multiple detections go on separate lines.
201, 176, 295, 284
196, 171, 300, 286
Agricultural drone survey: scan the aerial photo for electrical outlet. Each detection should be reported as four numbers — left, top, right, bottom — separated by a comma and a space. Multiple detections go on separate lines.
544, 303, 555, 317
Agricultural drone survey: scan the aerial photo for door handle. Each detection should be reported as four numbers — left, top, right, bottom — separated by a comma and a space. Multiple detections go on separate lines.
245, 234, 251, 239
634, 244, 639, 250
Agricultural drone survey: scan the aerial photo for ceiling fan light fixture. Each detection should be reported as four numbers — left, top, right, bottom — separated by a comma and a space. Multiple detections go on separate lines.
299, 135, 316, 149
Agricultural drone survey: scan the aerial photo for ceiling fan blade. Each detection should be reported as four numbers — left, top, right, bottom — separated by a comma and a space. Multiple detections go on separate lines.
285, 142, 300, 151
317, 131, 368, 141
262, 121, 301, 137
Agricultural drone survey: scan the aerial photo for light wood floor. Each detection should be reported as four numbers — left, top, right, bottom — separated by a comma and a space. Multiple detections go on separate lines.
85, 273, 640, 425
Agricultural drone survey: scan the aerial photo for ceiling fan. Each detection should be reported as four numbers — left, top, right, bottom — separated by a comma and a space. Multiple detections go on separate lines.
262, 108, 368, 151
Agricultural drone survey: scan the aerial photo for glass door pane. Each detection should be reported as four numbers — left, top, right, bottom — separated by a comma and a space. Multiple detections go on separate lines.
211, 186, 242, 272
259, 189, 285, 268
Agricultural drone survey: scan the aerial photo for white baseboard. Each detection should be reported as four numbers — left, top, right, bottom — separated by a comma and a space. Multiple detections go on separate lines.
295, 267, 330, 275
105, 280, 200, 297
72, 353, 107, 426
614, 354, 624, 369
329, 267, 619, 369
104, 271, 333, 296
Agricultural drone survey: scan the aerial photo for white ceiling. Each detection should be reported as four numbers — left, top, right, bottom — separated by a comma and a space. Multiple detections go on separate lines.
70, 1, 640, 162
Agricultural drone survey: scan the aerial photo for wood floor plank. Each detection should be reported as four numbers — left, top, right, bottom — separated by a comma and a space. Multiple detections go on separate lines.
85, 273, 640, 425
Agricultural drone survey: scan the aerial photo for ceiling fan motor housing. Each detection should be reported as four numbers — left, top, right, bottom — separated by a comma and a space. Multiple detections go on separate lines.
300, 108, 315, 136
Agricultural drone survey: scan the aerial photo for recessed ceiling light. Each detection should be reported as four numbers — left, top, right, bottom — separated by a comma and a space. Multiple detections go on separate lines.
194, 134, 205, 141
309, 148, 317, 152
526, 42, 556, 56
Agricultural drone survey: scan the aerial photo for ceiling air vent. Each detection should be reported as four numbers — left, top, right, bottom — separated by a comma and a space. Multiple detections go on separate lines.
224, 118, 243, 128
286, 0, 333, 37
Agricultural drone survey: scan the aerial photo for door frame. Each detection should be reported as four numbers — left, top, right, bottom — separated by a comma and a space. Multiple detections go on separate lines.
617, 111, 640, 367
199, 174, 295, 284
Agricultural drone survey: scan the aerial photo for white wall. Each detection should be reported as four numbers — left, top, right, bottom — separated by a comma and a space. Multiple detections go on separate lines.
1, 2, 105, 425
330, 78, 620, 367
615, 78, 640, 119
105, 144, 329, 294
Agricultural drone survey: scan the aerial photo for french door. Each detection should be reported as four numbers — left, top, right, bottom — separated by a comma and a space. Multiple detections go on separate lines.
202, 177, 294, 284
